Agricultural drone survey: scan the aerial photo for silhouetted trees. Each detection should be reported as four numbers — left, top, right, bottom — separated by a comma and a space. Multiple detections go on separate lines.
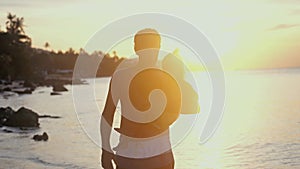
6, 13, 24, 34
0, 13, 124, 81
98, 53, 124, 77
0, 13, 32, 80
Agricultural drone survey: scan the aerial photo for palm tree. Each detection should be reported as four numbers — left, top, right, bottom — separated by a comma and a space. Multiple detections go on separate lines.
44, 42, 50, 50
6, 13, 15, 31
66, 47, 75, 55
6, 13, 25, 35
4, 13, 31, 46
15, 17, 25, 34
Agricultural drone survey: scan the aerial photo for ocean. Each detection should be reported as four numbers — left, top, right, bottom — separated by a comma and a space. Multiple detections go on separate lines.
0, 70, 299, 169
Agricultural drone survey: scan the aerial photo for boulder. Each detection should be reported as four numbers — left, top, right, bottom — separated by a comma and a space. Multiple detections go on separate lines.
50, 92, 61, 96
23, 81, 36, 89
3, 129, 13, 133
0, 107, 15, 125
3, 87, 11, 92
4, 81, 12, 85
52, 84, 68, 92
3, 107, 39, 127
38, 115, 61, 119
33, 132, 48, 141
12, 88, 32, 95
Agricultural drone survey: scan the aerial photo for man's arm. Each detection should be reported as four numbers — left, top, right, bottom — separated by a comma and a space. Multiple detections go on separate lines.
100, 81, 117, 168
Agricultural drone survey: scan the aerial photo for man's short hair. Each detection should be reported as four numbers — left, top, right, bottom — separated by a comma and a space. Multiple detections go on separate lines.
134, 28, 161, 51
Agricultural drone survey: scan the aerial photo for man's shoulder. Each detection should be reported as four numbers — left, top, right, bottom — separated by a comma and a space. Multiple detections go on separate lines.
112, 67, 130, 80
111, 67, 134, 90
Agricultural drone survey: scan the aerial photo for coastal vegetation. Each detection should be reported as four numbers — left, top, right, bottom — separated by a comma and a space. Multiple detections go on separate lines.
0, 13, 124, 83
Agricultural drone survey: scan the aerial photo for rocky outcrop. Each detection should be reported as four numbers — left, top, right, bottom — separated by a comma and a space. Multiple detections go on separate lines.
0, 107, 39, 127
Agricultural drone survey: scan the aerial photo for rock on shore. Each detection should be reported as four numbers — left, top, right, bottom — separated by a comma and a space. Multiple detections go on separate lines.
0, 107, 39, 127
52, 84, 68, 92
33, 132, 49, 141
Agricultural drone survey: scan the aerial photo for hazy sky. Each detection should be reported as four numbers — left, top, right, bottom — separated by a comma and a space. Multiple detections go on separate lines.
0, 0, 299, 70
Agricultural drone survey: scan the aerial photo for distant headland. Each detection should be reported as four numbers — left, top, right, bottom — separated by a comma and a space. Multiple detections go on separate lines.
0, 13, 125, 94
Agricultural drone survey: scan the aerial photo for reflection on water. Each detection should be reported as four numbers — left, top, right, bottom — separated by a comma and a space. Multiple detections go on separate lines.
0, 70, 299, 169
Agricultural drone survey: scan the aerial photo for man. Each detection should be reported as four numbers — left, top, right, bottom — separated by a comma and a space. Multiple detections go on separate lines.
100, 28, 181, 169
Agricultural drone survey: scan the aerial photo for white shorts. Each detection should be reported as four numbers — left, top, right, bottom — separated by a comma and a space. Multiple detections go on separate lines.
113, 129, 172, 159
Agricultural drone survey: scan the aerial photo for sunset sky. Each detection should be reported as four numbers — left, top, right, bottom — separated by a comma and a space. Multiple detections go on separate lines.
0, 0, 299, 70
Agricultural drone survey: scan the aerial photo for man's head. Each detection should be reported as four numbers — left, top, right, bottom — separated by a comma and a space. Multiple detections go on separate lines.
134, 29, 161, 65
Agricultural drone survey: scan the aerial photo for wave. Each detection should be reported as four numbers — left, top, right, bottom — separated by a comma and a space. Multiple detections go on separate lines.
0, 155, 88, 169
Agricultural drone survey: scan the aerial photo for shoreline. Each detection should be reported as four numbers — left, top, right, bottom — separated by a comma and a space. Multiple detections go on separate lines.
0, 77, 87, 97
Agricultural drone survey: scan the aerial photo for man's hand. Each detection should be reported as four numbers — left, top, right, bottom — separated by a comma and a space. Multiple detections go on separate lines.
101, 149, 114, 169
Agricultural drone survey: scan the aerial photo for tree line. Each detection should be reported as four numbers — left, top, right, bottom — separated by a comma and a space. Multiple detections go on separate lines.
0, 13, 124, 81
